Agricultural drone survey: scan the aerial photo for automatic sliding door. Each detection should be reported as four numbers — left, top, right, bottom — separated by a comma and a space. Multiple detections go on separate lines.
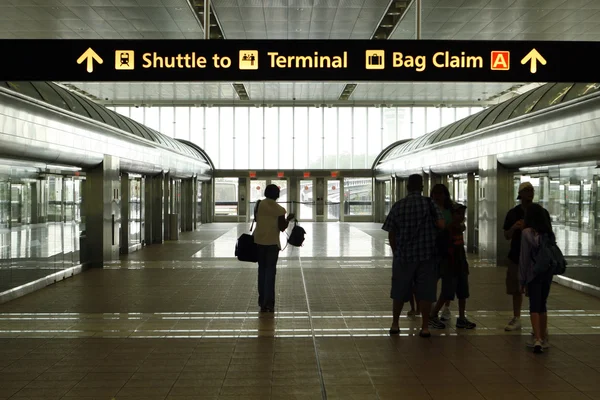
299, 179, 314, 221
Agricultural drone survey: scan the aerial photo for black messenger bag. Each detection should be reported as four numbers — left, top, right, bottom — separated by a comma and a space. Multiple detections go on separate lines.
235, 200, 261, 262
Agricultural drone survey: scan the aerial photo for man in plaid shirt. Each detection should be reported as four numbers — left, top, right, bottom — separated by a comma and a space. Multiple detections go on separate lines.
382, 174, 445, 338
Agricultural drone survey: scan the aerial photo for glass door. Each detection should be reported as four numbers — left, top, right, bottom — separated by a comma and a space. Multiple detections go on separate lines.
249, 179, 267, 218
326, 179, 341, 221
299, 179, 315, 221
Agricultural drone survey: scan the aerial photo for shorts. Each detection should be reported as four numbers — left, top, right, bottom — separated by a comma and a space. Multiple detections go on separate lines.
528, 271, 553, 313
440, 273, 470, 301
391, 257, 437, 303
506, 260, 521, 295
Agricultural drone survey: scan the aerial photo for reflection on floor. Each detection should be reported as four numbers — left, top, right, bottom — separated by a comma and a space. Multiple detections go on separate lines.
2, 223, 600, 399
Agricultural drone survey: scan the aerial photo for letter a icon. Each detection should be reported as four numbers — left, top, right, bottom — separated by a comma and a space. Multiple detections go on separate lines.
491, 51, 510, 71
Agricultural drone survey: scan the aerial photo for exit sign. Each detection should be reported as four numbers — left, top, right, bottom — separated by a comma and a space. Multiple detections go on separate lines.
277, 171, 284, 178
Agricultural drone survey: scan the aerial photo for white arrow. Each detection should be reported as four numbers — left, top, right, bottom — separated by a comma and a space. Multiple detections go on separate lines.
520, 48, 546, 74
77, 48, 103, 73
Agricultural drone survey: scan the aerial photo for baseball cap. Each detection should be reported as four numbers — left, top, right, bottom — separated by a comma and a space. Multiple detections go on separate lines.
516, 181, 534, 199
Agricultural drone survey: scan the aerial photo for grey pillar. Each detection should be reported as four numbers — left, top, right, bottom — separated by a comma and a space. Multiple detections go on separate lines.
83, 155, 121, 268
120, 172, 130, 254
467, 172, 476, 253
431, 173, 442, 186
478, 155, 512, 265
316, 177, 325, 222
422, 172, 430, 196
239, 178, 247, 222
203, 180, 213, 224
163, 173, 170, 240
30, 182, 39, 224
144, 176, 153, 246
289, 177, 298, 217
152, 173, 165, 244
192, 177, 198, 230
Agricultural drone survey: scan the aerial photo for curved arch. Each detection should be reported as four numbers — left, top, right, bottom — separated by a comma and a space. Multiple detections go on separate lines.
371, 138, 412, 169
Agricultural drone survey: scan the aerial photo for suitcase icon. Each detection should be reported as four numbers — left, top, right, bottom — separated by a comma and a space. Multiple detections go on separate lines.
368, 54, 382, 65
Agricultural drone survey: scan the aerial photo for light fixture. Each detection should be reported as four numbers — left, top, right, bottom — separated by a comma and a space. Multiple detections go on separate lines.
46, 164, 82, 171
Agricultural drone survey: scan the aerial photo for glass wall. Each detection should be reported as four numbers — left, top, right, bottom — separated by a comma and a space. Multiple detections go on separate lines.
516, 165, 600, 288
214, 177, 238, 216
0, 163, 83, 293
110, 106, 484, 170
343, 178, 373, 216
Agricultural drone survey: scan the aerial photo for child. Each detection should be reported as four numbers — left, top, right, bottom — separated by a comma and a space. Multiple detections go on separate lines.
429, 203, 476, 329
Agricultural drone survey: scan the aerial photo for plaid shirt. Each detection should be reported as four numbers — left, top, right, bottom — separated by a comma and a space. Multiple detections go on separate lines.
382, 191, 443, 262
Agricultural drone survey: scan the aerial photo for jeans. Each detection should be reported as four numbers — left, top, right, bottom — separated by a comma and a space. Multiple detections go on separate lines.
257, 244, 280, 309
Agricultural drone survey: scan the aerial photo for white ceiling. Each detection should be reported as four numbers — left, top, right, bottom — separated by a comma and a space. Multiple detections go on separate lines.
392, 0, 600, 41
5, 0, 599, 103
0, 0, 204, 39
65, 81, 521, 105
211, 0, 391, 39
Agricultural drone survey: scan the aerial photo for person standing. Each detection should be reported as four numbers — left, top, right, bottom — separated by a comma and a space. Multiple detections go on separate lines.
502, 181, 549, 331
520, 203, 554, 353
253, 184, 294, 313
382, 174, 445, 338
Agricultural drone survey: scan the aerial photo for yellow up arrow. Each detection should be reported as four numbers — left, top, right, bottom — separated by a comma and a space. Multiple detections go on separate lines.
77, 48, 103, 73
520, 48, 546, 74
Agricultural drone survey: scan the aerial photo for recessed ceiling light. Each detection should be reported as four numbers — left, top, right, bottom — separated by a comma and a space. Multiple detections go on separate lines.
297, 8, 304, 11
296, 29, 302, 32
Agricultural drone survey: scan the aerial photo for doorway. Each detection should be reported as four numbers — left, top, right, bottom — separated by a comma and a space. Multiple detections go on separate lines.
298, 179, 315, 221
326, 179, 341, 221
249, 178, 289, 220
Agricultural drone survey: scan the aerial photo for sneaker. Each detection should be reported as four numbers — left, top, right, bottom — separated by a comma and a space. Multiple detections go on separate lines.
526, 333, 550, 349
456, 317, 476, 329
504, 317, 522, 331
533, 339, 543, 353
441, 306, 452, 321
428, 315, 446, 329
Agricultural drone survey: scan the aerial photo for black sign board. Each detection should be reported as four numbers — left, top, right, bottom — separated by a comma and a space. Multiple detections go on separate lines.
0, 39, 591, 82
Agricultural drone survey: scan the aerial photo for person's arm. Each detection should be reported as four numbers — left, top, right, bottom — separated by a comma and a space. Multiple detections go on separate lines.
503, 210, 522, 240
388, 231, 397, 255
277, 206, 295, 232
382, 205, 398, 255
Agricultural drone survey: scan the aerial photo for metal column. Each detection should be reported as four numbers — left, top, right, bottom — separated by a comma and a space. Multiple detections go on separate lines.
204, 0, 210, 40
120, 172, 130, 254
415, 0, 422, 40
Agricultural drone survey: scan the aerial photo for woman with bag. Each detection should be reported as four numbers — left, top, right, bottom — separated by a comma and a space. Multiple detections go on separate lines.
253, 184, 294, 313
519, 203, 554, 353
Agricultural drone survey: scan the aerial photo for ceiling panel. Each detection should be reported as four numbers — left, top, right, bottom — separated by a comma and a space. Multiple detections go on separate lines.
390, 0, 600, 41
0, 0, 203, 38
211, 0, 389, 39
62, 81, 522, 106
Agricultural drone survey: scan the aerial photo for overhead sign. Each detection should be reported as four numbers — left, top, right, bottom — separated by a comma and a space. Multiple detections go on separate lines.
0, 39, 589, 82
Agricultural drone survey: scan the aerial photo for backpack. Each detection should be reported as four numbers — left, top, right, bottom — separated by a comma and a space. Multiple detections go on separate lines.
287, 220, 306, 247
532, 233, 567, 276
234, 200, 261, 263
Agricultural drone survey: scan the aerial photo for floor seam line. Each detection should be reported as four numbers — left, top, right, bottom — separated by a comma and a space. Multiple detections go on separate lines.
297, 254, 328, 400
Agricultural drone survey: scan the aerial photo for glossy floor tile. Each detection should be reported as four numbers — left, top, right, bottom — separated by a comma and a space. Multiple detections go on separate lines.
1, 223, 600, 399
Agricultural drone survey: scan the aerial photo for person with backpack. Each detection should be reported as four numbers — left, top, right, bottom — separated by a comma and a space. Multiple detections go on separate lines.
253, 184, 295, 313
519, 203, 560, 353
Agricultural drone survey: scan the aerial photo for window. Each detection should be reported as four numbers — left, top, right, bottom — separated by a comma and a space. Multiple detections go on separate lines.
30, 82, 69, 112
338, 108, 352, 169
6, 82, 43, 102
509, 85, 553, 120
145, 107, 160, 131
249, 107, 264, 169
425, 107, 441, 133
382, 108, 397, 148
115, 107, 130, 118
323, 108, 337, 169
367, 107, 382, 167
397, 107, 411, 140
563, 83, 600, 102
264, 108, 279, 169
190, 107, 204, 149
160, 107, 174, 137
205, 108, 219, 167
353, 108, 368, 169
279, 108, 293, 169
308, 108, 323, 169
412, 108, 426, 138
343, 178, 372, 216
219, 107, 234, 169
174, 107, 190, 140
532, 83, 574, 112
294, 107, 308, 169
214, 177, 238, 216
441, 108, 456, 126
235, 108, 249, 170
130, 107, 144, 125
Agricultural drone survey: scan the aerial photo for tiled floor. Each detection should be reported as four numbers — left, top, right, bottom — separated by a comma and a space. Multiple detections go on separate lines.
2, 223, 600, 399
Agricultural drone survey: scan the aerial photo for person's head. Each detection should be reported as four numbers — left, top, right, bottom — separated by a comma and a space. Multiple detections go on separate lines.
452, 203, 466, 223
524, 203, 552, 235
407, 174, 423, 193
430, 184, 452, 210
517, 181, 534, 205
264, 184, 280, 200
